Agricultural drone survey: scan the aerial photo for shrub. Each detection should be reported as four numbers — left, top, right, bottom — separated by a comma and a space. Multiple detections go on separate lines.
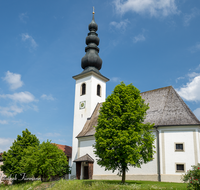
182, 163, 200, 190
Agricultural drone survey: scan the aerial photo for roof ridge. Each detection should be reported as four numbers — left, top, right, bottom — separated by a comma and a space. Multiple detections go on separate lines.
54, 143, 72, 147
141, 86, 172, 94
86, 153, 94, 161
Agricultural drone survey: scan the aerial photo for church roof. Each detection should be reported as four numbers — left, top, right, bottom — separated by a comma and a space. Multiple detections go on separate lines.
76, 86, 200, 138
73, 154, 94, 163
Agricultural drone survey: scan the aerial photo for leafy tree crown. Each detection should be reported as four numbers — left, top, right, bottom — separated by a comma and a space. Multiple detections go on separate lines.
94, 82, 155, 177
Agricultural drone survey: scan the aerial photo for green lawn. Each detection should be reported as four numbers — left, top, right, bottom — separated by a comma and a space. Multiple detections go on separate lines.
0, 179, 188, 190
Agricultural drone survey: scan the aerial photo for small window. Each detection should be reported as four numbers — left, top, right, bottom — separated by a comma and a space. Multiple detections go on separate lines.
175, 143, 184, 152
97, 84, 101, 97
176, 144, 183, 150
81, 83, 86, 96
176, 164, 185, 172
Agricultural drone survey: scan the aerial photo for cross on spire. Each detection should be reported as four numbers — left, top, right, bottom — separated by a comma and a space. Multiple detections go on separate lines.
93, 6, 95, 14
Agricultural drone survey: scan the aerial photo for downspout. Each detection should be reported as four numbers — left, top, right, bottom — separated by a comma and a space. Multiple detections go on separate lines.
156, 126, 161, 182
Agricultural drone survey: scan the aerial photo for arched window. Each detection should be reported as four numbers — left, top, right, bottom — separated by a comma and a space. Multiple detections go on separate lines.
81, 83, 86, 95
97, 84, 101, 97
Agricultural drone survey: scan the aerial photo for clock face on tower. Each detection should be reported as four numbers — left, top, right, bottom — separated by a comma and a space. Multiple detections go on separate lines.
79, 101, 86, 109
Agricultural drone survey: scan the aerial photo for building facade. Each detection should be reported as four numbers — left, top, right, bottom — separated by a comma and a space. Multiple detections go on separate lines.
71, 12, 200, 182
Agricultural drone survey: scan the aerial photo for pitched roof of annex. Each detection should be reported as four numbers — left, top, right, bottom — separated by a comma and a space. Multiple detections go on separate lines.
54, 144, 72, 158
76, 86, 200, 138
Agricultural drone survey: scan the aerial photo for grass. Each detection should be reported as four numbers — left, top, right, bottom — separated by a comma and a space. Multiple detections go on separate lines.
0, 179, 188, 190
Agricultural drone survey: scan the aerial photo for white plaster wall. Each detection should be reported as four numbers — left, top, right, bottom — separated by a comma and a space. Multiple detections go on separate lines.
78, 131, 158, 176
79, 137, 116, 175
71, 74, 107, 176
76, 124, 200, 181
160, 127, 198, 175
198, 130, 200, 163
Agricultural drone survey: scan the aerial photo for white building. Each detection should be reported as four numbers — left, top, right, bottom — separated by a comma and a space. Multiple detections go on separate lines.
71, 12, 200, 183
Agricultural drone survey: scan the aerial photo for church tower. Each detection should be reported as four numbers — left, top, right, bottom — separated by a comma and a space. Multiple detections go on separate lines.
71, 11, 109, 176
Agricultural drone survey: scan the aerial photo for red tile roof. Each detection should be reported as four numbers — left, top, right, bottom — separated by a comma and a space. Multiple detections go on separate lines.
0, 153, 3, 156
53, 144, 72, 158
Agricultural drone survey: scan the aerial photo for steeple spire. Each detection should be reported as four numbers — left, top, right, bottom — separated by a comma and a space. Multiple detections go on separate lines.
81, 9, 102, 71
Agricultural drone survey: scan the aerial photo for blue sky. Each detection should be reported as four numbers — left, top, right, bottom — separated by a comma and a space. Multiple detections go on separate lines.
0, 0, 200, 152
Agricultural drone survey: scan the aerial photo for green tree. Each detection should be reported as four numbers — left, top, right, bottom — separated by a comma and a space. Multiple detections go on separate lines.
20, 140, 70, 182
0, 129, 40, 181
94, 82, 155, 183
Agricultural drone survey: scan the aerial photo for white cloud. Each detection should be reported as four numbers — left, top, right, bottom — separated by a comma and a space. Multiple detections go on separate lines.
176, 76, 185, 83
21, 33, 38, 49
41, 94, 55, 101
113, 0, 179, 17
110, 77, 121, 83
194, 108, 200, 120
176, 75, 200, 101
188, 72, 200, 79
183, 8, 200, 26
0, 92, 36, 103
110, 19, 129, 30
2, 71, 24, 90
0, 105, 23, 117
190, 43, 200, 53
133, 34, 146, 43
0, 138, 14, 152
19, 12, 28, 23
0, 120, 8, 124
196, 64, 200, 71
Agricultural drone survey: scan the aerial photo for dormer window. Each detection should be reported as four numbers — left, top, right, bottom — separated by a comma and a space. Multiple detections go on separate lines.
81, 83, 86, 96
97, 84, 101, 97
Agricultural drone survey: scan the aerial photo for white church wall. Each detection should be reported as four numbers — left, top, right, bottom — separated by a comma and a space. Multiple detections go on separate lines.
78, 127, 200, 182
78, 131, 158, 180
90, 75, 106, 109
71, 74, 107, 176
159, 126, 199, 182
198, 130, 200, 163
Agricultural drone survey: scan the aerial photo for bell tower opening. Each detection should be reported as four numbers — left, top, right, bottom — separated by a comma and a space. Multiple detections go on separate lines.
97, 84, 101, 96
81, 83, 86, 95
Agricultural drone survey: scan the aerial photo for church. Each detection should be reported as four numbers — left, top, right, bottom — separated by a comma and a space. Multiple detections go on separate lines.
71, 11, 200, 183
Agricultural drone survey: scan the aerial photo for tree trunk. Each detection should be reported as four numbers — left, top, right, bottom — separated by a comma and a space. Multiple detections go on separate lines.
122, 167, 126, 184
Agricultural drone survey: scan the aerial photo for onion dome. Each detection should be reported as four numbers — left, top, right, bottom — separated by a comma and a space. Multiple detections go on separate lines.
81, 11, 102, 70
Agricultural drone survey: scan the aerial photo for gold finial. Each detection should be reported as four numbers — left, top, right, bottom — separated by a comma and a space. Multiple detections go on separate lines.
93, 6, 95, 14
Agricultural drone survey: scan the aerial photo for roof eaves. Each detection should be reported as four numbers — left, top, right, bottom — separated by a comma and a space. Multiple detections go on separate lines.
154, 124, 200, 128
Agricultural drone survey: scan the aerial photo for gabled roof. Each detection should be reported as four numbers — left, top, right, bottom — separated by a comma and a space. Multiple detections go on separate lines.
73, 154, 94, 163
54, 144, 72, 158
76, 103, 101, 138
141, 86, 200, 126
77, 86, 200, 138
